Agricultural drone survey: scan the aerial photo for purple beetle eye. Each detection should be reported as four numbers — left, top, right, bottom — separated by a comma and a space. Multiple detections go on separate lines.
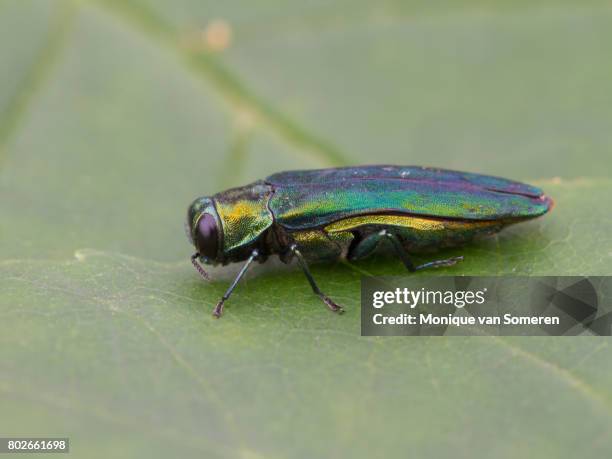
195, 213, 219, 259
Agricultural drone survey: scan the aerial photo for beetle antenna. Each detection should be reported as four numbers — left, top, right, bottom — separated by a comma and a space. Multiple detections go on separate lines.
191, 253, 211, 281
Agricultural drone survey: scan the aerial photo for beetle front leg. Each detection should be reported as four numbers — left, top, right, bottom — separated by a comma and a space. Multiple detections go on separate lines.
289, 244, 344, 314
212, 249, 259, 318
379, 230, 463, 272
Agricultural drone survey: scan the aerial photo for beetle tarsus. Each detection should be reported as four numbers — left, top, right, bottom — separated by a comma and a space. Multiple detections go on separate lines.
212, 300, 225, 318
415, 256, 464, 271
320, 294, 344, 314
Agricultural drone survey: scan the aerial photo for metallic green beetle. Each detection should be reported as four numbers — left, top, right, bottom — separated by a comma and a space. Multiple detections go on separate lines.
187, 165, 553, 317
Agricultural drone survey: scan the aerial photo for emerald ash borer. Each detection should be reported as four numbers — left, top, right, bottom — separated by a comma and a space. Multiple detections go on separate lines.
186, 165, 553, 317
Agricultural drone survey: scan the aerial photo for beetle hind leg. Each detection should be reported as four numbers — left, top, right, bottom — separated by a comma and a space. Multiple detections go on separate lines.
289, 244, 344, 313
413, 256, 464, 271
349, 229, 463, 272
382, 230, 463, 271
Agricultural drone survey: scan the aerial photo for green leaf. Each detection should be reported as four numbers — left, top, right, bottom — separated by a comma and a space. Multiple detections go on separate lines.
1, 1, 611, 458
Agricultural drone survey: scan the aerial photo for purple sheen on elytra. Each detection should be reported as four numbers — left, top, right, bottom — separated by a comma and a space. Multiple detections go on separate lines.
266, 166, 552, 230
267, 165, 544, 198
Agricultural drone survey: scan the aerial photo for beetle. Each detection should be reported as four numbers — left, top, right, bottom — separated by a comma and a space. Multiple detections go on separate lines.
186, 165, 553, 317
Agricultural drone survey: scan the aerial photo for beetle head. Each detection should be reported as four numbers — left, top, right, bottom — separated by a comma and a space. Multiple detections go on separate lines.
186, 196, 222, 265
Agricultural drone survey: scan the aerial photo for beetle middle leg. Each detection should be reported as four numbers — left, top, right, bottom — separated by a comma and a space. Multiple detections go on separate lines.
349, 229, 463, 272
289, 244, 344, 314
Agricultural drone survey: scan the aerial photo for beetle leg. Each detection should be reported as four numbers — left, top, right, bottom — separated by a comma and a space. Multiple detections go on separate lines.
378, 230, 417, 271
413, 257, 464, 270
380, 230, 464, 272
289, 244, 344, 314
212, 249, 259, 318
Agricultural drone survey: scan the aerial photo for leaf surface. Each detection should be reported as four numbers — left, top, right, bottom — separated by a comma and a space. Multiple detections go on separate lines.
1, 1, 611, 458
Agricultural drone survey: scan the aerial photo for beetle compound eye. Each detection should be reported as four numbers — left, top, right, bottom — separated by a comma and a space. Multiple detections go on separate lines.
195, 213, 219, 259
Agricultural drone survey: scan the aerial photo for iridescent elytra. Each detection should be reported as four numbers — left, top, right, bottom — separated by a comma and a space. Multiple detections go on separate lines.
186, 165, 553, 317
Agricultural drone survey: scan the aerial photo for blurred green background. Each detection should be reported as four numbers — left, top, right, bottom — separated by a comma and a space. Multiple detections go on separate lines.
1, 0, 611, 458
